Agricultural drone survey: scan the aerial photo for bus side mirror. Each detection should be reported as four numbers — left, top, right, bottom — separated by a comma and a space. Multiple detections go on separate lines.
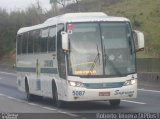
133, 30, 144, 52
61, 31, 69, 51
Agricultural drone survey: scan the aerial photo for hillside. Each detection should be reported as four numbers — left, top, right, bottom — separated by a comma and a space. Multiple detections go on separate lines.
0, 0, 160, 59
106, 0, 160, 58
0, 50, 16, 65
65, 0, 160, 58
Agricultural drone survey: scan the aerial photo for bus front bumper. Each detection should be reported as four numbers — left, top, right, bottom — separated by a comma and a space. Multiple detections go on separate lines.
65, 84, 137, 102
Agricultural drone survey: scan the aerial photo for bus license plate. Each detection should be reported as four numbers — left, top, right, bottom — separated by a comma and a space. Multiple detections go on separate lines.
99, 92, 110, 96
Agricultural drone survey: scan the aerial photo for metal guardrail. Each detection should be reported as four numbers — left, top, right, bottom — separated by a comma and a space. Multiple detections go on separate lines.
137, 58, 160, 90
0, 59, 159, 90
137, 58, 160, 73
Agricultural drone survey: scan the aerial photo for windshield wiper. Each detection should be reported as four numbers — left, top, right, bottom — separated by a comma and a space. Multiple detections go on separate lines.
103, 46, 122, 76
87, 44, 101, 76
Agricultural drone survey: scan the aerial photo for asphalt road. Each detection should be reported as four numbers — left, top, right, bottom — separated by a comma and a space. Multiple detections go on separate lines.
0, 69, 160, 119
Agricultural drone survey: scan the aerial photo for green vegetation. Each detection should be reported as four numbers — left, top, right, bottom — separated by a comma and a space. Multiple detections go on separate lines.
0, 49, 16, 66
0, 57, 16, 65
0, 2, 54, 59
67, 0, 160, 58
0, 0, 160, 60
105, 0, 160, 58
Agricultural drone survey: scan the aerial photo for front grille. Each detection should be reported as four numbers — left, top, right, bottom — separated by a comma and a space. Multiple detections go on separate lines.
84, 82, 124, 89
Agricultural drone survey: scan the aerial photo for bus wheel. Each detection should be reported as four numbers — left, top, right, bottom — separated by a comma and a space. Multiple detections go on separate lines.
52, 83, 63, 108
25, 80, 33, 102
55, 90, 63, 108
109, 99, 120, 107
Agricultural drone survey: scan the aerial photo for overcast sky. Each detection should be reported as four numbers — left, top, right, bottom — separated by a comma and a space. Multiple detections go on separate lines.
0, 0, 51, 12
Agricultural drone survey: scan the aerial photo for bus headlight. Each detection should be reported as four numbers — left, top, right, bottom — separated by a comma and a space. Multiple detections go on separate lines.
124, 79, 136, 86
68, 81, 84, 87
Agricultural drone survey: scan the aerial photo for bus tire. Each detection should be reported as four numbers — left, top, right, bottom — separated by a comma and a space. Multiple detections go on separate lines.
109, 99, 120, 107
52, 81, 63, 108
25, 79, 34, 102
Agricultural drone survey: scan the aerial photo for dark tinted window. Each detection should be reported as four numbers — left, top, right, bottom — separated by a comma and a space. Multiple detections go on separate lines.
33, 30, 41, 53
40, 28, 48, 53
17, 35, 22, 55
48, 26, 56, 52
22, 32, 28, 54
28, 31, 34, 53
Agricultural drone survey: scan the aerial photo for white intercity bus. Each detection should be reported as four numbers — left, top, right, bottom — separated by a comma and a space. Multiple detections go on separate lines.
16, 12, 144, 108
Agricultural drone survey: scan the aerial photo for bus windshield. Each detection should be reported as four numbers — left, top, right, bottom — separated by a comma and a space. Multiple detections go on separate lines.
67, 22, 136, 77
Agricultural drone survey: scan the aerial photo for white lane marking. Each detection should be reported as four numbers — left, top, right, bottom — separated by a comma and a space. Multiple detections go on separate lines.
0, 77, 8, 80
0, 93, 78, 117
28, 103, 39, 106
37, 106, 78, 117
0, 71, 16, 76
57, 111, 79, 117
0, 93, 5, 96
38, 106, 78, 117
7, 96, 17, 100
42, 106, 56, 111
138, 89, 160, 93
122, 100, 146, 105
14, 99, 25, 103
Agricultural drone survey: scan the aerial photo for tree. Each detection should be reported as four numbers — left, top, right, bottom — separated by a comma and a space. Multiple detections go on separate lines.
50, 0, 58, 14
50, 0, 66, 8
26, 1, 46, 25
50, 0, 77, 9
74, 0, 81, 12
0, 1, 48, 58
74, 0, 80, 4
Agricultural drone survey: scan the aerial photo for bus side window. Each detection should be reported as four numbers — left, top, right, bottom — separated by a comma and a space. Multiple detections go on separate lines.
40, 28, 49, 53
28, 31, 34, 54
22, 32, 28, 54
57, 24, 66, 79
17, 35, 22, 55
48, 26, 56, 52
33, 30, 41, 53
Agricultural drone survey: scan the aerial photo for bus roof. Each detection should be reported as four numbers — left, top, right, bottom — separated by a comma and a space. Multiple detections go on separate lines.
17, 12, 130, 34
